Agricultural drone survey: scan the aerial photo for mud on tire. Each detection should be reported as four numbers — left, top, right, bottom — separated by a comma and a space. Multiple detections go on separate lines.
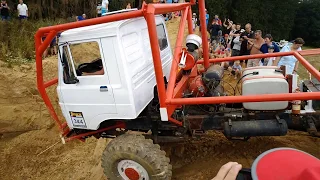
101, 134, 172, 180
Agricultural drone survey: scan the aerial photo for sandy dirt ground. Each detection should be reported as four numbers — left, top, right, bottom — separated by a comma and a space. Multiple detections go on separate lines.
0, 17, 319, 180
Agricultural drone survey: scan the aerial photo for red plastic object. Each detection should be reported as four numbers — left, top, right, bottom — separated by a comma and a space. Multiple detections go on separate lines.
180, 48, 195, 71
189, 75, 207, 97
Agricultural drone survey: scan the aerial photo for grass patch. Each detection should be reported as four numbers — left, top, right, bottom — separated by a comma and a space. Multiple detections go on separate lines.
0, 19, 67, 66
296, 46, 320, 80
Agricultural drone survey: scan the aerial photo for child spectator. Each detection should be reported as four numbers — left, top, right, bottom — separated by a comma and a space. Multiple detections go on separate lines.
261, 45, 276, 66
228, 60, 242, 79
217, 30, 225, 45
17, 0, 28, 20
221, 48, 232, 69
215, 44, 226, 58
0, 0, 10, 21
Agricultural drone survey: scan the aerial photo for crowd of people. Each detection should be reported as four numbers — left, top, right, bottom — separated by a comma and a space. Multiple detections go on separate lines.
194, 12, 305, 77
1, 0, 306, 73
0, 0, 28, 21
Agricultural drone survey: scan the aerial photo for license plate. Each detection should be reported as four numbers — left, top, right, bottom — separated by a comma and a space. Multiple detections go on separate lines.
70, 112, 87, 128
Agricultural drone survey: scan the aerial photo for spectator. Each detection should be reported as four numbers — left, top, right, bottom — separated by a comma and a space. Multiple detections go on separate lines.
260, 34, 280, 53
259, 34, 280, 65
210, 19, 221, 43
205, 9, 209, 27
173, 0, 179, 3
215, 44, 226, 58
41, 35, 58, 58
230, 23, 241, 50
166, 0, 172, 3
200, 9, 209, 32
0, 0, 10, 21
273, 38, 305, 74
228, 60, 242, 79
223, 34, 229, 48
199, 39, 212, 59
239, 23, 254, 57
235, 23, 241, 33
17, 0, 28, 20
262, 45, 276, 66
192, 13, 197, 32
211, 40, 219, 53
96, 3, 102, 17
221, 48, 232, 69
214, 15, 222, 26
101, 0, 109, 16
77, 14, 86, 21
231, 29, 245, 58
126, 3, 131, 9
223, 18, 233, 34
227, 24, 236, 43
217, 30, 224, 45
247, 30, 265, 67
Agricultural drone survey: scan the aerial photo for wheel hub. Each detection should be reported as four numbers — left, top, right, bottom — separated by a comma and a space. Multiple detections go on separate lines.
117, 160, 149, 180
124, 168, 140, 180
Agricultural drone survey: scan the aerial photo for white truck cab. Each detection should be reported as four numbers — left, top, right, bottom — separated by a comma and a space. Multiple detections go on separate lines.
57, 14, 172, 130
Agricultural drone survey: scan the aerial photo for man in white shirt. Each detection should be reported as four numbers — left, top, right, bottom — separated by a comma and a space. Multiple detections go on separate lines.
17, 0, 28, 20
101, 0, 109, 16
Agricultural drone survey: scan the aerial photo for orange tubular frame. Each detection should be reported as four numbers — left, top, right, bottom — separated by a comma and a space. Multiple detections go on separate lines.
35, 1, 320, 142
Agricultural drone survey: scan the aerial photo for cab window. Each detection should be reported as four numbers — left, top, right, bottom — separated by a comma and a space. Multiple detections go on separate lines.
69, 41, 104, 76
156, 24, 168, 51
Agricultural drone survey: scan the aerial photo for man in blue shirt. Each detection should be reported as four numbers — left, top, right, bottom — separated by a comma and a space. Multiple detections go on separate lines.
260, 34, 280, 53
77, 14, 86, 21
205, 9, 209, 26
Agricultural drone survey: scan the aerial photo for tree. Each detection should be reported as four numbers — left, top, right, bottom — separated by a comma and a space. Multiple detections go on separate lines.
291, 0, 320, 46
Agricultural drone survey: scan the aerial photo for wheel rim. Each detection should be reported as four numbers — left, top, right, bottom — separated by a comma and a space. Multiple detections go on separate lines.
117, 160, 149, 180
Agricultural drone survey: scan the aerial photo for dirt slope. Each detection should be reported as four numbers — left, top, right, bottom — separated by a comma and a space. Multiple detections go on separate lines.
0, 17, 319, 180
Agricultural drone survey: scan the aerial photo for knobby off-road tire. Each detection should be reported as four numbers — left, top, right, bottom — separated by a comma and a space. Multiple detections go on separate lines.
101, 134, 172, 180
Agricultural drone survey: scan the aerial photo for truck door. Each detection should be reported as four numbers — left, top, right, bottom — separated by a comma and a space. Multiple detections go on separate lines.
59, 39, 117, 129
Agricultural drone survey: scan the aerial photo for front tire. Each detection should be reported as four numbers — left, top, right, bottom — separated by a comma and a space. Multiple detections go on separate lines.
101, 134, 172, 180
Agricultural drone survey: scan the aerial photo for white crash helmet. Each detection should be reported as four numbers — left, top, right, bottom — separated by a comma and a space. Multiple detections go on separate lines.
186, 34, 202, 49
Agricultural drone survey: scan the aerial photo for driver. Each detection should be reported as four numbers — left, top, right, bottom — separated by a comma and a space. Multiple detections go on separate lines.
77, 58, 105, 76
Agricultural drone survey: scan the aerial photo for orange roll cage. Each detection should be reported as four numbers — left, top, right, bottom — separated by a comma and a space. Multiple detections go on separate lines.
35, 0, 320, 142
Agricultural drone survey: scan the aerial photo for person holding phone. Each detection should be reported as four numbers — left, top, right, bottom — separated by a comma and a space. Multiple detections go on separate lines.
0, 0, 10, 21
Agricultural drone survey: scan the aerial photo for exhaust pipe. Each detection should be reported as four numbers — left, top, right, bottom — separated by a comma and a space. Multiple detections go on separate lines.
223, 119, 288, 138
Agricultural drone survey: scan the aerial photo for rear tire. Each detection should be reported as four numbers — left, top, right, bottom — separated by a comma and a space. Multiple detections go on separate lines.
101, 134, 172, 180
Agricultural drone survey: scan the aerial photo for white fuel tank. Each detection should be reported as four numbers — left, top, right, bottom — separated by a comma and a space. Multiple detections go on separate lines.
242, 67, 289, 111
